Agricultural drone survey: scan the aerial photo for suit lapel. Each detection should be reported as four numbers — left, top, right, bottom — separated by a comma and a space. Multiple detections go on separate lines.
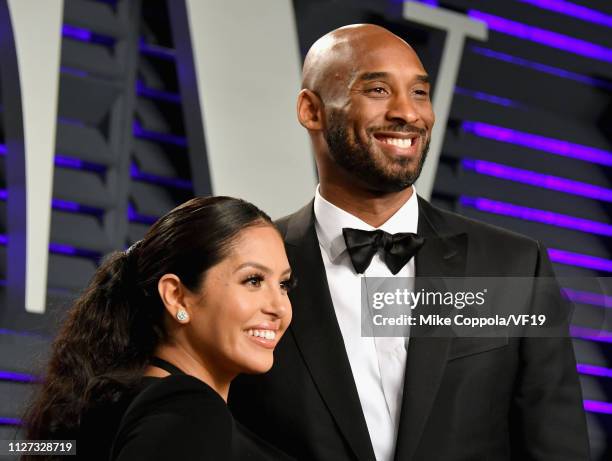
394, 198, 468, 461
284, 202, 376, 461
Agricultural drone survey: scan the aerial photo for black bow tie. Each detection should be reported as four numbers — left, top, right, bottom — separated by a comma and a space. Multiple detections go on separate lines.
342, 228, 425, 275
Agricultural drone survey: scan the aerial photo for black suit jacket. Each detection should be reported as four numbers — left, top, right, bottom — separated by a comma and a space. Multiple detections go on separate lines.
229, 197, 590, 461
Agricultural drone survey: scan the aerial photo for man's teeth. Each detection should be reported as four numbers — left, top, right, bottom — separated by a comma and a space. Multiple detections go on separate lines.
380, 137, 413, 148
247, 329, 276, 340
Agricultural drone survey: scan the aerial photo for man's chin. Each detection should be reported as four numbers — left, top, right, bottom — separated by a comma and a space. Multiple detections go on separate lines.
359, 163, 422, 193
359, 174, 417, 194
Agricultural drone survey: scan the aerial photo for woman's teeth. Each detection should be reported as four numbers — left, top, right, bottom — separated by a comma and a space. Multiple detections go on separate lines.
247, 329, 276, 340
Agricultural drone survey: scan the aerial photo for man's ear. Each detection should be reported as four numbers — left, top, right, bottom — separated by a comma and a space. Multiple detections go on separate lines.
297, 89, 324, 131
158, 274, 191, 324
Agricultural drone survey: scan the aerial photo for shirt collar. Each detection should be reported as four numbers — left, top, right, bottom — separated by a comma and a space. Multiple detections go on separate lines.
313, 184, 419, 262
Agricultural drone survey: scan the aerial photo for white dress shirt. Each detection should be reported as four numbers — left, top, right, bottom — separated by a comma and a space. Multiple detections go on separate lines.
313, 185, 419, 461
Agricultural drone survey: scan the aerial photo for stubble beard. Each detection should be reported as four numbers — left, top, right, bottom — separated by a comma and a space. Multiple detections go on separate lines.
323, 109, 430, 193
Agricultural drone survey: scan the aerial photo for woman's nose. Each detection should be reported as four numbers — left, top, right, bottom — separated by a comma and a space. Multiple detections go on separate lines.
263, 286, 290, 318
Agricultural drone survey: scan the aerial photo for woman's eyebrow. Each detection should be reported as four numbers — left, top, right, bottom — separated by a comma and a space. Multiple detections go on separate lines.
233, 262, 272, 274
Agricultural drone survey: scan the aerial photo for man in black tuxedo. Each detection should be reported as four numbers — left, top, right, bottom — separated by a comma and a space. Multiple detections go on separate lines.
229, 24, 589, 460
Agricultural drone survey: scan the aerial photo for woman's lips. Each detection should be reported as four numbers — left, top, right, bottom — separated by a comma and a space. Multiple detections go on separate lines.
245, 328, 278, 349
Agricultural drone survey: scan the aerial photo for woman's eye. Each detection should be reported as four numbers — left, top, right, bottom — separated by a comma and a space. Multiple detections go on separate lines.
414, 89, 429, 97
280, 277, 297, 293
244, 275, 263, 287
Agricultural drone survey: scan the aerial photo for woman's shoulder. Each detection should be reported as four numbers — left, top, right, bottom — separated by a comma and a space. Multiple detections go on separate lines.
110, 375, 233, 460
138, 374, 226, 404
126, 374, 231, 424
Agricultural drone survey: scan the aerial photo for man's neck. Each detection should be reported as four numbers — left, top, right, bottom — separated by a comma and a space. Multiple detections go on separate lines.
319, 182, 414, 228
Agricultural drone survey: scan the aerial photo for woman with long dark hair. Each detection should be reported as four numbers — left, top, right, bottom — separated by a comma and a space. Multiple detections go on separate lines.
23, 196, 295, 460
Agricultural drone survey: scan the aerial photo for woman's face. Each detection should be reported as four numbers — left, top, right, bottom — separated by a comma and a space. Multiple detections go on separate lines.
185, 224, 293, 377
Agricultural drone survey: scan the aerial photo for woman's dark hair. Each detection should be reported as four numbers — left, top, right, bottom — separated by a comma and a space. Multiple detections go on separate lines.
23, 196, 273, 444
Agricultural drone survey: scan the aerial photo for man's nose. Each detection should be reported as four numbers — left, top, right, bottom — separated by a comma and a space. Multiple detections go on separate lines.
385, 92, 419, 125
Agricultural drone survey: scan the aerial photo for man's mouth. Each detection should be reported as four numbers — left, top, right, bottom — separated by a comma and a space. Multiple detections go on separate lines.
373, 132, 420, 152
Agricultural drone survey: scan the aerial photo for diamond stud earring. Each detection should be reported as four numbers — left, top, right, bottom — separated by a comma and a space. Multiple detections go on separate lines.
176, 309, 189, 322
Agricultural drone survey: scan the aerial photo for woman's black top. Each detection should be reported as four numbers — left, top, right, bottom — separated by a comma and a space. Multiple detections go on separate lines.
76, 358, 293, 461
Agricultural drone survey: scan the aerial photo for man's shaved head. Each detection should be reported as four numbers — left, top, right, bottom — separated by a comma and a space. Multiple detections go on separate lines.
302, 24, 419, 103
297, 23, 435, 199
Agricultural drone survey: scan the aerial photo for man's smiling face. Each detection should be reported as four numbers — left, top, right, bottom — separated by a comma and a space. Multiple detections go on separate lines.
322, 35, 435, 193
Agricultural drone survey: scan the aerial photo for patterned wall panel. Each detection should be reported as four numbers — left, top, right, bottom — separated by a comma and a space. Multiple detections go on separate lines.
0, 0, 202, 447
425, 0, 612, 457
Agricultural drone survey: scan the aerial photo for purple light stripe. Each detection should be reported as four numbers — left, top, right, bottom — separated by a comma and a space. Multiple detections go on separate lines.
563, 288, 612, 308
457, 196, 612, 271
462, 159, 612, 202
0, 234, 100, 259
139, 40, 176, 60
571, 325, 612, 343
60, 66, 89, 78
54, 156, 82, 168
48, 243, 101, 259
0, 370, 38, 383
0, 328, 50, 340
462, 122, 612, 167
62, 24, 91, 41
54, 155, 106, 173
130, 164, 193, 190
0, 189, 104, 216
468, 10, 612, 63
136, 81, 181, 104
127, 204, 159, 226
516, 0, 612, 28
58, 116, 86, 127
52, 199, 105, 216
0, 145, 107, 173
0, 417, 21, 426
549, 249, 612, 273
470, 46, 612, 90
51, 199, 79, 212
577, 364, 612, 378
61, 25, 114, 46
584, 400, 612, 414
460, 196, 612, 236
133, 121, 187, 148
48, 243, 74, 256
454, 87, 523, 108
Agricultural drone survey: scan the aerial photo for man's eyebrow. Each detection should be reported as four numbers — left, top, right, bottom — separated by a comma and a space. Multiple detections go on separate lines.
357, 72, 431, 84
358, 71, 389, 81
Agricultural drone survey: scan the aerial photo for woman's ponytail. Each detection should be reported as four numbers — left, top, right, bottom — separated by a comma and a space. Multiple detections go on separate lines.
23, 249, 165, 442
